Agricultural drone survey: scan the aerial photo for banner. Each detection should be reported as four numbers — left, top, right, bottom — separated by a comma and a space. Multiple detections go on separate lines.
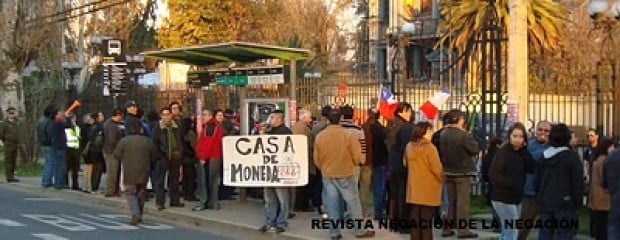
223, 135, 308, 187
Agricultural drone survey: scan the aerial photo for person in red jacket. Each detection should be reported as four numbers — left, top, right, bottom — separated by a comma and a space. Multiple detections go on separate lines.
193, 109, 224, 211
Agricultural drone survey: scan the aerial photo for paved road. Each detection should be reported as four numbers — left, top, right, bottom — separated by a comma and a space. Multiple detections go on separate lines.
0, 184, 235, 240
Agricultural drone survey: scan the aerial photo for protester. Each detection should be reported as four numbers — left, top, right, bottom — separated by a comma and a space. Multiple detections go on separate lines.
38, 105, 57, 187
603, 144, 620, 240
488, 122, 533, 240
339, 105, 368, 217
534, 123, 584, 239
113, 120, 156, 226
519, 120, 551, 240
64, 113, 81, 190
439, 109, 480, 238
588, 138, 614, 240
103, 108, 123, 197
0, 107, 24, 183
291, 109, 315, 212
153, 107, 185, 210
89, 112, 105, 193
181, 117, 198, 202
193, 109, 224, 211
47, 108, 73, 189
259, 110, 293, 233
80, 113, 94, 193
367, 109, 388, 220
387, 102, 414, 234
313, 108, 375, 239
404, 121, 443, 240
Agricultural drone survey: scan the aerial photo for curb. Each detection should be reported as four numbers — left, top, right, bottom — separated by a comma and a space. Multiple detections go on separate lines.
3, 182, 313, 240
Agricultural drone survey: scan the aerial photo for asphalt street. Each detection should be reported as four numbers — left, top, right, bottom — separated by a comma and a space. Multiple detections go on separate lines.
0, 183, 235, 240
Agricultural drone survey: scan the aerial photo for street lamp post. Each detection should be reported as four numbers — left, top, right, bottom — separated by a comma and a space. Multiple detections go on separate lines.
388, 22, 416, 95
588, 0, 620, 136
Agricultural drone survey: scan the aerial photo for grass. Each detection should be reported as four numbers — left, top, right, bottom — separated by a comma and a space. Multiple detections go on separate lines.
0, 161, 44, 177
468, 195, 590, 235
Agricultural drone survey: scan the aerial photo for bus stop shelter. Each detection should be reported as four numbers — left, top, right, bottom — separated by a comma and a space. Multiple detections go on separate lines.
142, 42, 311, 202
142, 41, 310, 134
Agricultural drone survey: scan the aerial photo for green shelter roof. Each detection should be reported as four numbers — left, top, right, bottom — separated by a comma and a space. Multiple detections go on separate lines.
142, 42, 311, 66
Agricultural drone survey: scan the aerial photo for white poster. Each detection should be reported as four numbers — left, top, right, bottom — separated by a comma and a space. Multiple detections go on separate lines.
223, 135, 308, 187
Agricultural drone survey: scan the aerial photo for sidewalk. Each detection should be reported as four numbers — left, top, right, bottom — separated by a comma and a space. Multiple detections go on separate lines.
1, 175, 506, 240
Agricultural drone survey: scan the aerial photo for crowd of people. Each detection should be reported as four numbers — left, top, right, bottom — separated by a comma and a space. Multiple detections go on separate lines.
1, 100, 620, 240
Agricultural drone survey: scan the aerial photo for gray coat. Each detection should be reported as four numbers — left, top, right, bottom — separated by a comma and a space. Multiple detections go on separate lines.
114, 134, 156, 185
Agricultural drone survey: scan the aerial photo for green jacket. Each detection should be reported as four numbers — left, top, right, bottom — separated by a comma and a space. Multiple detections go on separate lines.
0, 119, 23, 146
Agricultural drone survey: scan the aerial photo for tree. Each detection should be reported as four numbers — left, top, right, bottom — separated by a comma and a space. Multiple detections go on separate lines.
436, 0, 568, 57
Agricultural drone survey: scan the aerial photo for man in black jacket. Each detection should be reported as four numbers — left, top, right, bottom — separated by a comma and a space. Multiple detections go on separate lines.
439, 109, 480, 238
152, 107, 185, 210
534, 123, 584, 240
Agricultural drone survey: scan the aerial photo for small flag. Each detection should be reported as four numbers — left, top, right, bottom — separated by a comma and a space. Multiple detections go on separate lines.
419, 89, 450, 120
379, 87, 399, 120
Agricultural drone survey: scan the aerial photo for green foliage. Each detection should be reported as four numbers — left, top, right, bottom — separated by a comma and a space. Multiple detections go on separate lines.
437, 0, 568, 55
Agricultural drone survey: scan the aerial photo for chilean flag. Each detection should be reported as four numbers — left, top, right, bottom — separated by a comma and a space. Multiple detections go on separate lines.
419, 89, 450, 120
379, 87, 399, 120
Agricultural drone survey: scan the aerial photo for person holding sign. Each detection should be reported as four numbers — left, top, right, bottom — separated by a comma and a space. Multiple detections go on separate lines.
258, 110, 293, 234
314, 108, 375, 239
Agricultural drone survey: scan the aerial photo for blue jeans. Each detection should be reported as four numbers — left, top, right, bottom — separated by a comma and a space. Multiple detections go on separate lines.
49, 148, 67, 188
538, 210, 578, 240
492, 201, 520, 240
372, 165, 386, 217
323, 176, 365, 237
263, 187, 290, 228
41, 146, 53, 186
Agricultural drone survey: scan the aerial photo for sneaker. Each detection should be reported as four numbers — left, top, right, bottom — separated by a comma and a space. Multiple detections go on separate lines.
331, 235, 343, 240
355, 230, 375, 238
192, 205, 206, 211
457, 232, 478, 239
258, 225, 270, 233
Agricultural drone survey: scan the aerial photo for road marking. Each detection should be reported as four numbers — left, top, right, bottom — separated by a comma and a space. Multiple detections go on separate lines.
98, 214, 175, 230
58, 214, 138, 230
22, 214, 96, 232
31, 233, 69, 240
0, 218, 25, 226
25, 197, 62, 201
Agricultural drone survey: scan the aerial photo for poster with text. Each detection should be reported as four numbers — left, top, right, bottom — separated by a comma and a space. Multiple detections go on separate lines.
223, 135, 308, 187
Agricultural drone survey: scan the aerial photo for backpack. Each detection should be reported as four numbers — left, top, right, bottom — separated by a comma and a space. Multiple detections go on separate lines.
37, 118, 52, 146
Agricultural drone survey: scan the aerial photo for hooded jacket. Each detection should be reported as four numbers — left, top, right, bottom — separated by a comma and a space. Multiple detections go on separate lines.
534, 146, 584, 211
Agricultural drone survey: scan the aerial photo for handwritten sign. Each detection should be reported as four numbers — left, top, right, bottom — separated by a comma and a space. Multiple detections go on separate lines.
223, 135, 308, 187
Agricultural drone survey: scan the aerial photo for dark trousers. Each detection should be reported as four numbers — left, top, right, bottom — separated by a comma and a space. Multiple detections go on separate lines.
66, 148, 80, 189
156, 160, 181, 206
91, 161, 104, 191
388, 169, 409, 232
207, 158, 222, 208
518, 196, 539, 240
591, 210, 609, 240
3, 145, 17, 180
444, 176, 472, 235
538, 210, 578, 240
308, 173, 323, 209
182, 162, 197, 199
410, 204, 436, 240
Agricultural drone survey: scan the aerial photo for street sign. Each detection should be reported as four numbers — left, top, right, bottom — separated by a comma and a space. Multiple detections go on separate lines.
102, 62, 128, 95
186, 66, 286, 87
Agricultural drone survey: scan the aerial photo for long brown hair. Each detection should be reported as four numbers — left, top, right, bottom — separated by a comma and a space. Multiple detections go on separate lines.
410, 121, 433, 142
